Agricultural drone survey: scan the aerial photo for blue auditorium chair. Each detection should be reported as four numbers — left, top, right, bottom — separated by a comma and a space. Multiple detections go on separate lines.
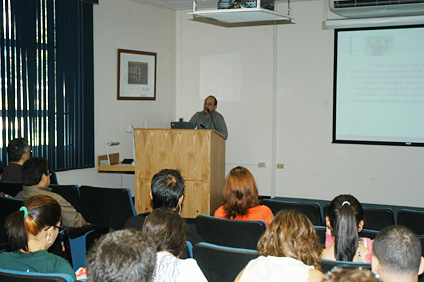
79, 186, 136, 230
193, 242, 259, 282
195, 215, 266, 249
261, 198, 324, 226
0, 268, 75, 282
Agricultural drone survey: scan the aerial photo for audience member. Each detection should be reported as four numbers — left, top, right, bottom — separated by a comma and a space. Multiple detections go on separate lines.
15, 157, 88, 228
235, 209, 323, 282
322, 194, 372, 263
124, 168, 202, 254
87, 229, 157, 282
320, 268, 380, 282
0, 194, 76, 279
143, 208, 207, 282
2, 137, 30, 182
214, 166, 273, 226
372, 225, 424, 282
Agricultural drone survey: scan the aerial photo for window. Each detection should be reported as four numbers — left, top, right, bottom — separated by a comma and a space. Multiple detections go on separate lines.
0, 0, 95, 170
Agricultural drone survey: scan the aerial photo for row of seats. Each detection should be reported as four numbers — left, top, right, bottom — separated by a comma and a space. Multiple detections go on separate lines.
260, 198, 424, 235
0, 182, 137, 230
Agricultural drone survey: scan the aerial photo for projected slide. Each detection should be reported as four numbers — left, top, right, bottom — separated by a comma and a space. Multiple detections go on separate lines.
334, 25, 424, 146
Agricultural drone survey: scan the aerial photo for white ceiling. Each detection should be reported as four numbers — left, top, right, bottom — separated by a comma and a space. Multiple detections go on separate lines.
130, 0, 288, 10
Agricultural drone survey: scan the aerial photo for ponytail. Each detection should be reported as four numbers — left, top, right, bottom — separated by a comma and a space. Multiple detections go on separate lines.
328, 194, 364, 262
333, 206, 359, 261
5, 194, 61, 251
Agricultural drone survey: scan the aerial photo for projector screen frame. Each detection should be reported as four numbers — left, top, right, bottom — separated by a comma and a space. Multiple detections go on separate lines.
332, 24, 424, 148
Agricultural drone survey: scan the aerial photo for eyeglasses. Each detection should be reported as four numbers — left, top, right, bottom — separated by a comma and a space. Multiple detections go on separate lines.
44, 225, 65, 232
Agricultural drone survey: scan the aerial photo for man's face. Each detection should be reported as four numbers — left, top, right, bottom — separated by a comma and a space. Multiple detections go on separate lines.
204, 97, 217, 114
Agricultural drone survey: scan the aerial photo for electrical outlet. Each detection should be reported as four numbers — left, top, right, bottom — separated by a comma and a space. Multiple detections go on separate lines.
258, 162, 266, 168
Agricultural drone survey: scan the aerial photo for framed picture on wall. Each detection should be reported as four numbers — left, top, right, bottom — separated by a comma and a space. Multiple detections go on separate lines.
117, 49, 157, 100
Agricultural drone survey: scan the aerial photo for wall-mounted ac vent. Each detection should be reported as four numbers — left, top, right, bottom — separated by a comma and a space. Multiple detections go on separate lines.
330, 0, 424, 18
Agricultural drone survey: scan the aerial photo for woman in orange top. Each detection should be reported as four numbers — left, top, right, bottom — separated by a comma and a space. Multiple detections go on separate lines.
214, 166, 273, 226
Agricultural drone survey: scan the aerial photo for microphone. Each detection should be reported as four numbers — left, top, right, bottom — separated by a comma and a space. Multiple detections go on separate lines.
207, 108, 217, 130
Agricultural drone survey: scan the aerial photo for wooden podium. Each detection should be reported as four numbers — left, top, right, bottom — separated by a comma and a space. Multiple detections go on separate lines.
134, 129, 226, 218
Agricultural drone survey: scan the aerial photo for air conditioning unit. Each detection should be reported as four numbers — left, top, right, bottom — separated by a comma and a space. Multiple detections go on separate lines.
330, 0, 424, 18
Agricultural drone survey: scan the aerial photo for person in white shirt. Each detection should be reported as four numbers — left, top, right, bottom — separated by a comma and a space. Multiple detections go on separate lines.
235, 209, 324, 282
143, 208, 207, 282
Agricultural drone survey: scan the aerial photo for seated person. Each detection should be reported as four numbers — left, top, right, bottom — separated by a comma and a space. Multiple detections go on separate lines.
322, 194, 372, 263
2, 137, 31, 182
372, 225, 424, 282
143, 208, 207, 282
15, 157, 88, 228
124, 169, 202, 248
234, 209, 323, 282
214, 166, 273, 226
87, 229, 157, 282
0, 194, 76, 279
320, 268, 380, 282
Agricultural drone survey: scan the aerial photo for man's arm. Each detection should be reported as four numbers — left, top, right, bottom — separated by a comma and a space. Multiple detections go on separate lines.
188, 112, 200, 129
214, 114, 228, 138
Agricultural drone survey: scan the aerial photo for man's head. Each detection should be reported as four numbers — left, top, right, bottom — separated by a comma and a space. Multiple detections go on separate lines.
7, 138, 30, 163
372, 225, 424, 281
87, 229, 156, 282
203, 95, 217, 115
22, 157, 50, 187
150, 169, 185, 210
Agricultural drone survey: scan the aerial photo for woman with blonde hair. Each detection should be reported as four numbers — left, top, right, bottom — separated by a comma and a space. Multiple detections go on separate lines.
214, 166, 273, 226
0, 194, 75, 279
235, 209, 324, 282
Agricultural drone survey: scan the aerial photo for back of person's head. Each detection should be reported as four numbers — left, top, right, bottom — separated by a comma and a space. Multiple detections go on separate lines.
87, 229, 156, 282
5, 194, 61, 251
21, 157, 49, 186
327, 194, 364, 261
142, 208, 186, 257
258, 209, 322, 270
223, 166, 260, 219
373, 225, 422, 278
151, 169, 185, 209
7, 137, 29, 162
321, 268, 380, 282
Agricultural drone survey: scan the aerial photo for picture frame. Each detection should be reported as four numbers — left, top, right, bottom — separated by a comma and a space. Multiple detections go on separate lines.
117, 49, 157, 100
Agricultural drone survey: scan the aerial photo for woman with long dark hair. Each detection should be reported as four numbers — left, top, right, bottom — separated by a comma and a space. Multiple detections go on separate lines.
214, 166, 273, 226
321, 194, 373, 262
0, 194, 75, 279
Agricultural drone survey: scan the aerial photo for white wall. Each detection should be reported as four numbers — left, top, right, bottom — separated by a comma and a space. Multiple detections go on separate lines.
60, 0, 424, 208
57, 0, 176, 196
176, 1, 424, 207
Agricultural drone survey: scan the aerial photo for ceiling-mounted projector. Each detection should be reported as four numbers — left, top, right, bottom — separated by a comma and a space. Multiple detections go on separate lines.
218, 0, 275, 11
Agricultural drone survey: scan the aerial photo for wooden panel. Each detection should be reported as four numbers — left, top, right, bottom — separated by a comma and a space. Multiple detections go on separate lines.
134, 129, 225, 217
210, 131, 226, 215
181, 181, 209, 218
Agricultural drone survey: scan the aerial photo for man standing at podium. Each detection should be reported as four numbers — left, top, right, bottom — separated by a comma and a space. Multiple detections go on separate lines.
189, 95, 228, 138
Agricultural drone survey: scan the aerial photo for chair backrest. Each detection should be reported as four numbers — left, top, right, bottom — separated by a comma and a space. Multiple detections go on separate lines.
320, 259, 371, 274
359, 228, 379, 240
195, 215, 266, 249
0, 181, 23, 197
315, 226, 327, 246
79, 186, 137, 230
49, 171, 59, 185
261, 199, 323, 226
193, 242, 259, 282
363, 208, 394, 231
50, 184, 82, 213
397, 209, 424, 235
0, 268, 74, 282
0, 197, 24, 244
